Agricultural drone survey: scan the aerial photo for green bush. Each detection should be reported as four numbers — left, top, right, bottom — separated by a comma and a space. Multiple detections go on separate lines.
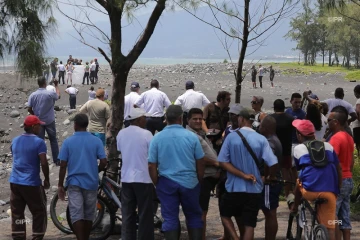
223, 59, 228, 64
104, 100, 111, 106
351, 151, 360, 215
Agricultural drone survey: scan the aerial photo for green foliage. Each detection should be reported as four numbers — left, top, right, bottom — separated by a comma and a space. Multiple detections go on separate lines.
223, 59, 228, 63
351, 151, 360, 215
104, 100, 111, 106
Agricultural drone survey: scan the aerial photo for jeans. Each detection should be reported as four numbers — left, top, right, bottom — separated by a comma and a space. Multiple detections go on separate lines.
58, 71, 65, 84
336, 178, 353, 230
156, 177, 203, 232
69, 94, 76, 109
90, 71, 96, 84
82, 72, 89, 85
38, 121, 59, 164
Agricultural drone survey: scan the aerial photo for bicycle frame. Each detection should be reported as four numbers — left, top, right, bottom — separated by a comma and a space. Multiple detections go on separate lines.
98, 171, 122, 209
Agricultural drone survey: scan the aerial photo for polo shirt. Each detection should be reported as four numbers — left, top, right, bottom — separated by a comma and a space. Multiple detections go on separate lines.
323, 98, 355, 115
134, 88, 171, 117
294, 142, 340, 194
124, 92, 141, 120
117, 125, 153, 183
79, 99, 110, 133
174, 89, 210, 112
88, 90, 96, 100
90, 62, 96, 72
218, 127, 277, 193
9, 134, 47, 186
148, 124, 205, 189
58, 64, 65, 72
58, 132, 106, 191
28, 88, 59, 125
285, 108, 306, 143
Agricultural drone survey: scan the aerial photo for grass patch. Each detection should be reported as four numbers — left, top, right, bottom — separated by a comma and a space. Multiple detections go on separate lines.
351, 152, 360, 216
345, 71, 360, 81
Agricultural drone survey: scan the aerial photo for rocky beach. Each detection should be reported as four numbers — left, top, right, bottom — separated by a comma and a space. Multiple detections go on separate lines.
0, 62, 360, 239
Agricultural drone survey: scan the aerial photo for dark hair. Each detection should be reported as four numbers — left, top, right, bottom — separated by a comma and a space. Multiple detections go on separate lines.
60, 61, 62, 64
331, 106, 348, 126
90, 86, 94, 91
74, 113, 89, 128
290, 93, 302, 101
321, 102, 329, 116
306, 104, 322, 131
273, 99, 285, 112
187, 108, 203, 120
24, 126, 32, 133
261, 115, 277, 134
37, 76, 46, 87
335, 88, 344, 98
354, 85, 360, 94
150, 79, 159, 88
216, 91, 231, 102
67, 85, 71, 88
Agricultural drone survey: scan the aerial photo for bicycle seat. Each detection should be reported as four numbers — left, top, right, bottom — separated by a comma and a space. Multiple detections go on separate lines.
314, 198, 328, 204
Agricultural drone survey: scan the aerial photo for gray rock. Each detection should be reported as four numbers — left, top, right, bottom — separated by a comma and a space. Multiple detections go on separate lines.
62, 131, 68, 137
46, 155, 50, 161
63, 119, 71, 125
51, 186, 58, 192
0, 200, 6, 206
66, 109, 77, 115
9, 110, 20, 118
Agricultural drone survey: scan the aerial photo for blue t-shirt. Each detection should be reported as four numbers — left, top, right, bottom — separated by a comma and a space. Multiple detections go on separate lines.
148, 124, 205, 189
9, 134, 47, 186
218, 127, 278, 193
285, 108, 306, 143
58, 132, 106, 191
294, 142, 340, 194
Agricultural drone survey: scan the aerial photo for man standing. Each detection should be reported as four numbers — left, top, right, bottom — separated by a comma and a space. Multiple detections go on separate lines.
134, 79, 171, 135
124, 82, 141, 128
28, 76, 60, 165
65, 85, 79, 109
58, 114, 107, 240
42, 60, 49, 83
218, 108, 278, 240
202, 91, 231, 154
94, 58, 100, 83
328, 107, 354, 240
258, 64, 265, 89
79, 89, 110, 146
50, 58, 58, 83
186, 108, 219, 240
148, 105, 205, 240
251, 65, 257, 88
10, 115, 50, 240
269, 65, 274, 88
117, 108, 154, 240
90, 60, 96, 84
57, 61, 66, 85
174, 81, 210, 127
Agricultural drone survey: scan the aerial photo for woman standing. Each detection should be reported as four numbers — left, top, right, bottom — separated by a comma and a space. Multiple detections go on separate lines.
66, 61, 74, 85
306, 103, 327, 140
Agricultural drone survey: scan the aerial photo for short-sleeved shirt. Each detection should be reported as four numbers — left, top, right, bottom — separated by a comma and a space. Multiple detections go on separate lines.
90, 62, 96, 71
79, 99, 110, 133
88, 90, 96, 100
251, 69, 257, 79
224, 125, 240, 140
65, 87, 78, 95
58, 64, 65, 72
323, 98, 355, 115
294, 142, 340, 194
285, 108, 306, 144
124, 92, 141, 120
58, 132, 106, 191
315, 114, 328, 140
271, 113, 294, 156
203, 102, 230, 132
218, 127, 278, 193
267, 135, 283, 178
174, 89, 210, 112
134, 88, 171, 117
9, 134, 47, 186
329, 131, 354, 179
148, 124, 205, 189
117, 125, 153, 183
186, 126, 218, 178
50, 61, 57, 72
28, 88, 59, 125
259, 67, 265, 76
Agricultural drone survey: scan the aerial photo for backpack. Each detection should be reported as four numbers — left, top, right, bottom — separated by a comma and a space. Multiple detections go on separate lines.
304, 140, 328, 167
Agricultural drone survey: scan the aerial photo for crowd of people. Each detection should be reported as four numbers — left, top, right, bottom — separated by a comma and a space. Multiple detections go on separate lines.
251, 65, 275, 89
7, 75, 360, 240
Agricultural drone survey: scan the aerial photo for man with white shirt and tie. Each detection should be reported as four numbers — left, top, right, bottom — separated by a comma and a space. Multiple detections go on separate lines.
175, 80, 210, 127
134, 79, 171, 135
124, 82, 141, 128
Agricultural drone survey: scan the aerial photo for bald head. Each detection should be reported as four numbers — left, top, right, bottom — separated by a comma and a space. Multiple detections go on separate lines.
259, 115, 276, 136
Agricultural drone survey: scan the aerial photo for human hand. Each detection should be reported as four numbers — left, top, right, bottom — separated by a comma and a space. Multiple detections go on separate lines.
43, 179, 50, 189
244, 174, 256, 183
215, 138, 223, 146
58, 186, 66, 201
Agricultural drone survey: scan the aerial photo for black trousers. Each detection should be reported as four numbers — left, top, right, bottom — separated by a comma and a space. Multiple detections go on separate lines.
82, 72, 89, 85
124, 120, 131, 128
146, 117, 165, 135
69, 94, 76, 109
58, 71, 65, 84
258, 76, 263, 88
90, 71, 96, 84
182, 112, 188, 128
121, 183, 154, 240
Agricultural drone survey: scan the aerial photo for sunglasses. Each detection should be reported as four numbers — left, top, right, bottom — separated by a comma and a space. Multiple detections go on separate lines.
251, 101, 259, 104
327, 118, 336, 123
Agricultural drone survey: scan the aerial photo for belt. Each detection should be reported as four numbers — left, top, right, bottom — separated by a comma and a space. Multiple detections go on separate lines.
148, 116, 164, 118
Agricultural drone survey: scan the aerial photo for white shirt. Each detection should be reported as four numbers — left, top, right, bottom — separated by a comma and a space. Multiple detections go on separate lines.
90, 62, 96, 71
124, 92, 141, 120
174, 89, 210, 112
58, 64, 65, 71
65, 87, 78, 95
315, 114, 328, 140
259, 67, 265, 76
352, 99, 360, 128
323, 98, 355, 116
88, 90, 96, 100
46, 85, 56, 93
134, 87, 171, 117
116, 125, 153, 183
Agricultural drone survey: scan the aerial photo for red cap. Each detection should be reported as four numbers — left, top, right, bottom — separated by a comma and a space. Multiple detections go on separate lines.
24, 115, 45, 126
292, 119, 315, 136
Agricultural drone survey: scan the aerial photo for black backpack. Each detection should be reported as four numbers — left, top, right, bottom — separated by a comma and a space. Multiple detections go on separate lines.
304, 140, 328, 167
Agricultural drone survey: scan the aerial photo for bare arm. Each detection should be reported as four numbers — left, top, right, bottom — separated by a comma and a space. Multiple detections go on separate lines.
54, 80, 61, 99
149, 163, 158, 185
349, 112, 357, 124
196, 158, 205, 182
303, 91, 319, 104
58, 161, 67, 188
28, 107, 34, 115
202, 120, 209, 133
39, 153, 50, 189
98, 158, 107, 173
203, 156, 219, 167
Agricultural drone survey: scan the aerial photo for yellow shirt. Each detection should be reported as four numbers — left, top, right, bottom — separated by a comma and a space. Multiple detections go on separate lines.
80, 99, 110, 133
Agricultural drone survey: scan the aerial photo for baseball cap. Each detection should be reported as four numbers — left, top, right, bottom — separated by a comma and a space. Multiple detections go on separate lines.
292, 119, 315, 136
131, 82, 140, 88
185, 81, 194, 89
96, 89, 105, 97
124, 108, 150, 121
228, 104, 244, 115
166, 105, 183, 119
238, 108, 256, 121
24, 115, 45, 126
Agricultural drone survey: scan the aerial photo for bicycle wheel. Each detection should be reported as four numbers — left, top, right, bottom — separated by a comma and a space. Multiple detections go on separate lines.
286, 213, 301, 240
313, 224, 329, 240
67, 195, 115, 240
50, 192, 72, 234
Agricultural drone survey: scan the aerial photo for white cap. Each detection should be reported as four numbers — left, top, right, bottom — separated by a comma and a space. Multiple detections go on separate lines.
124, 108, 150, 121
228, 104, 244, 115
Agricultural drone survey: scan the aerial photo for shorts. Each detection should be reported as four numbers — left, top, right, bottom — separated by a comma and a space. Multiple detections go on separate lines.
220, 192, 261, 228
298, 180, 337, 229
91, 132, 106, 146
336, 178, 354, 230
199, 177, 218, 211
251, 78, 256, 83
261, 183, 282, 211
291, 144, 298, 167
68, 185, 97, 224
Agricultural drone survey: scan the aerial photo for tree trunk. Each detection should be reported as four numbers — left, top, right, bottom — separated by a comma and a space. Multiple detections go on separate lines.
322, 49, 325, 67
235, 0, 250, 104
304, 52, 308, 65
328, 49, 332, 66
